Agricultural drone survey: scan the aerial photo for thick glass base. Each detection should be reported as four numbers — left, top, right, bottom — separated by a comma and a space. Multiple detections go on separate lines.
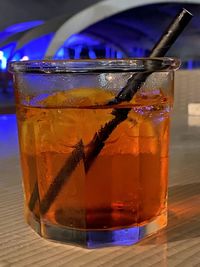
26, 211, 167, 248
26, 211, 41, 235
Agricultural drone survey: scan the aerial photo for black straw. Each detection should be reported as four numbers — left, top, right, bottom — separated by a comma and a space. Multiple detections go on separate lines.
29, 8, 193, 215
109, 8, 193, 104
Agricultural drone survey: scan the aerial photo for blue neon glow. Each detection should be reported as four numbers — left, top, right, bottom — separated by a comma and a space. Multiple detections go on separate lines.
0, 51, 7, 69
54, 33, 126, 60
88, 48, 97, 59
87, 226, 141, 248
56, 47, 64, 58
187, 60, 193, 70
0, 21, 44, 68
0, 115, 19, 158
0, 42, 22, 69
105, 46, 110, 58
63, 48, 70, 59
74, 45, 83, 59
111, 48, 115, 58
0, 5, 195, 68
12, 33, 54, 61
0, 42, 16, 60
116, 51, 123, 59
11, 51, 21, 61
0, 21, 44, 42
5, 21, 43, 33
66, 34, 101, 46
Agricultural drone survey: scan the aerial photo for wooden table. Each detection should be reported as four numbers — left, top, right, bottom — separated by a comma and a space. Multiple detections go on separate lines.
0, 70, 200, 267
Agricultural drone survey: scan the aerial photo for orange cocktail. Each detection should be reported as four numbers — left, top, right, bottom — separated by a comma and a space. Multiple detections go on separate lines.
10, 58, 179, 248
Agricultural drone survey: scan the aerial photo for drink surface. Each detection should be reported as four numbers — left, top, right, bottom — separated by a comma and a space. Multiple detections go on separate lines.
17, 87, 170, 230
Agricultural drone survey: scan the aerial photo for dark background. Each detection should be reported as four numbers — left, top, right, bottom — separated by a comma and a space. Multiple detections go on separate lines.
0, 0, 102, 31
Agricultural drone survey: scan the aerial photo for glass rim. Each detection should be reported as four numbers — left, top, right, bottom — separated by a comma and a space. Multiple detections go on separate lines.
9, 57, 180, 74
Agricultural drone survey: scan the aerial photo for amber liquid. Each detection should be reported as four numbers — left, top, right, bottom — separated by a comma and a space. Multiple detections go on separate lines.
17, 88, 170, 230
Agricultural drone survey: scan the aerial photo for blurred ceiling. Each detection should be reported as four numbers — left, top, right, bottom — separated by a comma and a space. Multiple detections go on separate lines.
0, 0, 102, 32
0, 0, 200, 64
46, 2, 200, 61
79, 2, 200, 60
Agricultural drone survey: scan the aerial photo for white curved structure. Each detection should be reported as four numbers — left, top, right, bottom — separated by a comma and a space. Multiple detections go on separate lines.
16, 15, 69, 50
45, 0, 200, 57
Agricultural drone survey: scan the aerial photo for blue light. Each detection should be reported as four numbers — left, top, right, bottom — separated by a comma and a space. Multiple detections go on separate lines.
5, 21, 44, 33
88, 48, 97, 59
0, 115, 19, 158
0, 21, 44, 42
11, 33, 54, 60
130, 47, 146, 57
74, 45, 83, 59
137, 48, 144, 57
56, 47, 64, 58
0, 51, 7, 70
64, 49, 70, 59
105, 46, 110, 58
0, 21, 44, 66
11, 51, 22, 61
116, 51, 123, 59
66, 34, 101, 46
187, 60, 193, 70
111, 48, 115, 58
87, 226, 140, 248
0, 44, 14, 70
0, 42, 16, 62
55, 47, 70, 59
54, 32, 127, 60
